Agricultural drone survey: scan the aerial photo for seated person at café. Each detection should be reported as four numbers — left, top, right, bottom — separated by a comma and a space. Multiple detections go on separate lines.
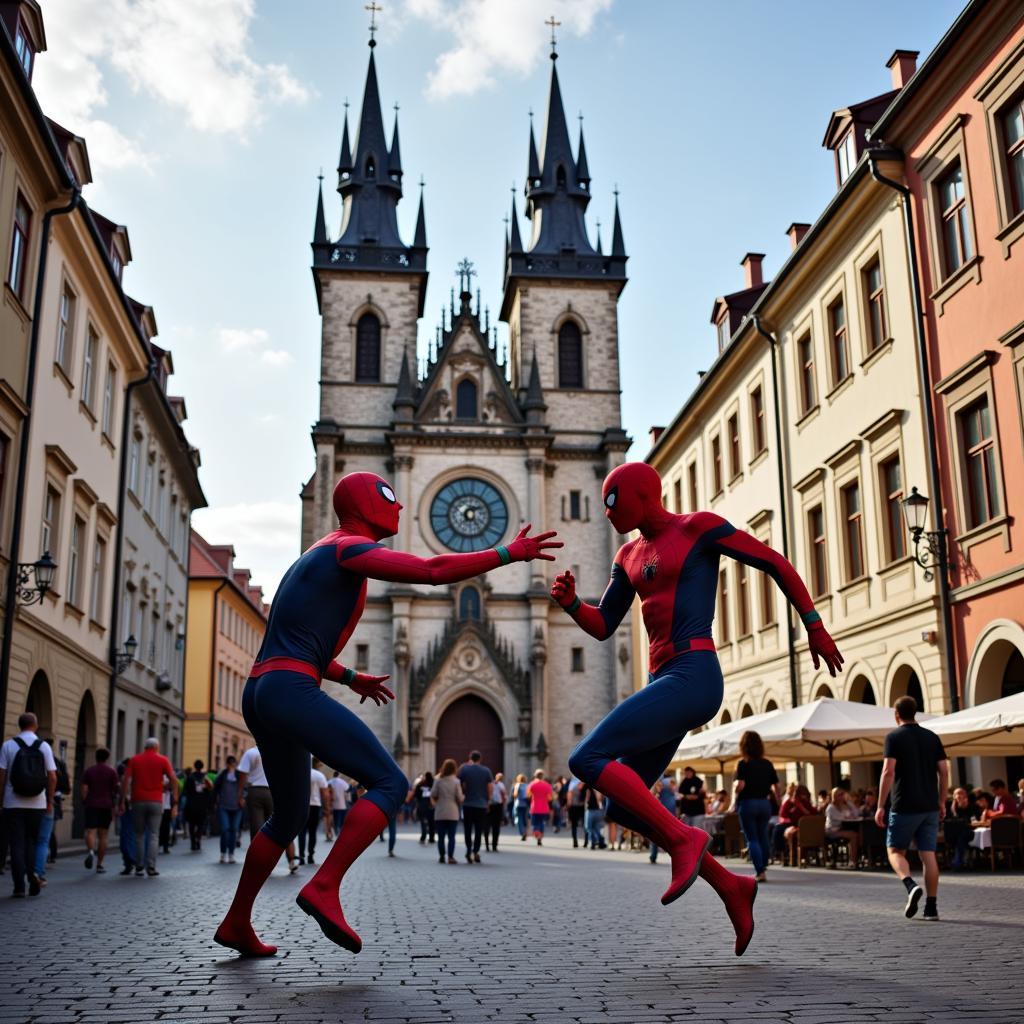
708, 789, 730, 815
861, 788, 878, 818
774, 784, 815, 856
944, 787, 976, 869
1016, 777, 1024, 814
824, 787, 861, 867
816, 789, 830, 812
988, 779, 1019, 818
971, 791, 994, 825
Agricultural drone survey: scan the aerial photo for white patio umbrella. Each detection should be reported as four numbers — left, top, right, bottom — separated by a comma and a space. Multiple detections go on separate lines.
669, 710, 777, 773
926, 691, 1024, 756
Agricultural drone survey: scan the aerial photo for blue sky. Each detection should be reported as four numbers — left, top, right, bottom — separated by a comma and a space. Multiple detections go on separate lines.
34, 0, 966, 595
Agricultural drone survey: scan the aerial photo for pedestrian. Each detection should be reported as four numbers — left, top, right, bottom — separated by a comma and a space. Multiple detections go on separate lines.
81, 747, 119, 873
527, 769, 554, 845
486, 771, 507, 852
32, 738, 69, 884
214, 756, 244, 864
0, 713, 57, 897
116, 759, 137, 874
159, 774, 176, 854
184, 759, 212, 851
649, 775, 679, 864
298, 760, 330, 866
328, 772, 351, 840
733, 730, 779, 883
582, 782, 606, 849
567, 776, 586, 847
876, 695, 948, 921
413, 771, 434, 845
121, 738, 178, 876
237, 746, 298, 873
553, 775, 569, 832
512, 773, 530, 840
430, 759, 463, 865
677, 767, 707, 832
457, 750, 493, 863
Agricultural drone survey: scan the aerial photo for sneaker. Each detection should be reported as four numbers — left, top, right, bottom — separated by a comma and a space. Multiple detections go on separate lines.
447, 856, 457, 864
120, 865, 134, 876
923, 907, 940, 921
146, 867, 159, 877
28, 874, 41, 897
388, 850, 395, 858
219, 854, 226, 864
904, 884, 923, 919
84, 851, 94, 870
228, 854, 236, 864
96, 864, 106, 874
298, 856, 305, 865
520, 834, 527, 841
473, 852, 481, 863
288, 859, 299, 874
465, 853, 473, 863
307, 856, 316, 866
135, 867, 144, 876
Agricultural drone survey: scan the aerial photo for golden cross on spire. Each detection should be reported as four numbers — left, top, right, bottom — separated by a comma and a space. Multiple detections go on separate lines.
366, 2, 382, 47
545, 14, 561, 58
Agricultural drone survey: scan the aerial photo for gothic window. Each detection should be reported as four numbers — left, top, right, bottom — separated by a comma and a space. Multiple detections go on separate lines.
556, 165, 567, 189
558, 321, 583, 389
365, 156, 376, 179
459, 586, 482, 621
456, 378, 478, 420
355, 313, 381, 382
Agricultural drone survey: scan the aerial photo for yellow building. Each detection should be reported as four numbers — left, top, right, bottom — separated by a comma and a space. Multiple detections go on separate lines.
184, 530, 266, 770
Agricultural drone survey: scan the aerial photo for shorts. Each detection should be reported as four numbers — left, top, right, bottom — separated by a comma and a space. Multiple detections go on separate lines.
84, 807, 112, 830
886, 810, 939, 852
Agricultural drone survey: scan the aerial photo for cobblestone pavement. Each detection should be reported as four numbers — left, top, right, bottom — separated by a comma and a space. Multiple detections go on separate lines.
0, 824, 1020, 1024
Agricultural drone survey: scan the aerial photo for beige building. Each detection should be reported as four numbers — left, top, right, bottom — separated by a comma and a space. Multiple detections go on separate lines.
646, 53, 946, 789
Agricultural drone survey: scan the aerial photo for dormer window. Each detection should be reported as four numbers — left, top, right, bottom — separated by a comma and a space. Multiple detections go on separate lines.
110, 251, 122, 281
14, 21, 35, 78
836, 130, 857, 185
716, 316, 730, 353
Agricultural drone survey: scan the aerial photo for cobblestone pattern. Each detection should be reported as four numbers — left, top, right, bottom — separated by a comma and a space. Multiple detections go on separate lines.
1, 826, 1019, 1024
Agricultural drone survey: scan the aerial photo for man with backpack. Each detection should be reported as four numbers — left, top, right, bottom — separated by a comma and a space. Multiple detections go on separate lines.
0, 713, 57, 897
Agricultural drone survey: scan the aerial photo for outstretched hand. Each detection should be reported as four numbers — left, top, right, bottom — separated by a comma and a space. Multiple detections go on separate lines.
808, 625, 843, 678
506, 524, 563, 562
550, 569, 577, 608
349, 672, 396, 707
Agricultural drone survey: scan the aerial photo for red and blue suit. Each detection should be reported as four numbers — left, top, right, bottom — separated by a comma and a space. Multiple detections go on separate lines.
215, 472, 560, 959
553, 462, 842, 955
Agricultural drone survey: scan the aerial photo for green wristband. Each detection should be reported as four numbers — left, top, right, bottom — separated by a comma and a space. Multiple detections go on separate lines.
802, 610, 822, 628
343, 667, 357, 685
495, 545, 512, 565
567, 595, 582, 614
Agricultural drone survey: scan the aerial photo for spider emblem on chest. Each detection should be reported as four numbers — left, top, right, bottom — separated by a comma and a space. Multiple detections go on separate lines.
641, 555, 659, 581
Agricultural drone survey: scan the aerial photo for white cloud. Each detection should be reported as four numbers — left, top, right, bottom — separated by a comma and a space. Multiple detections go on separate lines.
33, 0, 310, 183
260, 350, 294, 367
218, 327, 270, 352
404, 0, 613, 100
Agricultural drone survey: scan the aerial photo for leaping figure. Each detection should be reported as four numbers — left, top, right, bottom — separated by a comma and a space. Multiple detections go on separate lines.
553, 462, 842, 954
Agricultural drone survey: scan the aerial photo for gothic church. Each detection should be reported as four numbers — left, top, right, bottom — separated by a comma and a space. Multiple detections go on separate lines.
300, 38, 633, 778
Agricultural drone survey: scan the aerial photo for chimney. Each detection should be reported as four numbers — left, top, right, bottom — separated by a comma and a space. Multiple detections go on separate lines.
741, 252, 765, 290
649, 425, 665, 446
886, 50, 919, 90
786, 222, 811, 252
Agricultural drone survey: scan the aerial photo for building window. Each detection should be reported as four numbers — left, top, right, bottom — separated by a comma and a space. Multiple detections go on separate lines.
863, 259, 887, 352
459, 585, 481, 621
840, 480, 865, 581
455, 378, 477, 419
68, 515, 85, 606
688, 461, 698, 511
727, 413, 741, 480
672, 478, 682, 513
937, 161, 974, 277
129, 435, 141, 493
798, 333, 816, 414
1003, 93, 1024, 217
836, 130, 856, 185
56, 284, 76, 374
808, 504, 828, 598
110, 251, 122, 281
571, 647, 584, 672
760, 557, 776, 627
102, 362, 116, 436
750, 386, 766, 455
558, 321, 584, 388
82, 327, 98, 409
711, 435, 722, 495
880, 455, 906, 563
959, 395, 1000, 528
828, 296, 849, 386
143, 454, 154, 513
41, 485, 60, 557
355, 313, 381, 382
90, 535, 106, 622
7, 193, 31, 299
14, 21, 34, 77
716, 317, 730, 353
717, 569, 730, 644
736, 564, 750, 637
355, 644, 369, 671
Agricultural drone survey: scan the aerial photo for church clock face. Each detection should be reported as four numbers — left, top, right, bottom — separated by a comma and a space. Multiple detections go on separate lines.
430, 478, 509, 552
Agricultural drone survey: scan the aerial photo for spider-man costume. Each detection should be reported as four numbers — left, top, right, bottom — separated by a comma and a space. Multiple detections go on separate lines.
553, 462, 842, 955
215, 472, 560, 957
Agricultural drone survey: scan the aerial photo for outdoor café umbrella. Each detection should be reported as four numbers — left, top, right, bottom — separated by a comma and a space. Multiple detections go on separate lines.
926, 690, 1024, 757
669, 710, 777, 774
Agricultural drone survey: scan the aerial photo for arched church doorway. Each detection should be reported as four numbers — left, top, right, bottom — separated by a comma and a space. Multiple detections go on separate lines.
25, 670, 53, 736
436, 695, 503, 775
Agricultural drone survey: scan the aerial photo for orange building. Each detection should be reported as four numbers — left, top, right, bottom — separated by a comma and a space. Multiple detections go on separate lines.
867, 0, 1024, 783
183, 530, 266, 771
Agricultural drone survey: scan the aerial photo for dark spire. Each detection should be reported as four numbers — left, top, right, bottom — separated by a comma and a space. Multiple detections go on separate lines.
388, 105, 402, 178
523, 351, 547, 415
611, 191, 626, 258
527, 117, 540, 183
595, 217, 603, 255
337, 104, 353, 186
313, 174, 327, 244
393, 350, 416, 417
576, 119, 590, 185
413, 178, 426, 248
508, 190, 523, 254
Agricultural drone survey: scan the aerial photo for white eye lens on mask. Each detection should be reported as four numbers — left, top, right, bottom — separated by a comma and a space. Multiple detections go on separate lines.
605, 490, 617, 508
378, 483, 397, 504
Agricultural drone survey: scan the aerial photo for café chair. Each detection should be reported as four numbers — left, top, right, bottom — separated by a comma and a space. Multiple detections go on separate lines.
795, 814, 826, 868
989, 817, 1020, 871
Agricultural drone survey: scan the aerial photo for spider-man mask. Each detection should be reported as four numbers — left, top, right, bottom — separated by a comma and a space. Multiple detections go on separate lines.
333, 472, 403, 540
602, 462, 664, 534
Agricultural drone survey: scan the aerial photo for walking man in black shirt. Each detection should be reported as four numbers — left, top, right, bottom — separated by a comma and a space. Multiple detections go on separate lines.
875, 696, 948, 921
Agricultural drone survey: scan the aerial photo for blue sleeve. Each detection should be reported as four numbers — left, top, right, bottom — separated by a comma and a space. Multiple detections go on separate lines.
597, 562, 637, 635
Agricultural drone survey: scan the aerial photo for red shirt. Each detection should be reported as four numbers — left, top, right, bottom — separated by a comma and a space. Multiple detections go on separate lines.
527, 779, 554, 815
778, 797, 814, 826
125, 750, 175, 803
82, 762, 120, 809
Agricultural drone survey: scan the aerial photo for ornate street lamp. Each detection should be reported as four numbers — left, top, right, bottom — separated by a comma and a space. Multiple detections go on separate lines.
901, 487, 948, 582
114, 635, 138, 675
15, 551, 57, 605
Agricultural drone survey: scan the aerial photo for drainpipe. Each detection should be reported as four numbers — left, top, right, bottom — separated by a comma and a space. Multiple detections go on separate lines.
0, 189, 81, 722
750, 315, 800, 714
105, 356, 157, 749
867, 150, 959, 718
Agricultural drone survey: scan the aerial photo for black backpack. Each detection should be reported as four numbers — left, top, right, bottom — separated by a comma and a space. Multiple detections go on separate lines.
10, 737, 47, 797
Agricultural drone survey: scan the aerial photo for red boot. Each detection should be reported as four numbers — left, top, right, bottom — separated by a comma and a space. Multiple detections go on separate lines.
296, 798, 387, 953
595, 761, 711, 905
214, 831, 282, 957
700, 853, 758, 955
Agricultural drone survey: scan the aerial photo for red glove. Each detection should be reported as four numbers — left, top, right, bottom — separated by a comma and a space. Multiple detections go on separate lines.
505, 524, 562, 563
550, 569, 577, 608
324, 663, 396, 706
807, 624, 843, 678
